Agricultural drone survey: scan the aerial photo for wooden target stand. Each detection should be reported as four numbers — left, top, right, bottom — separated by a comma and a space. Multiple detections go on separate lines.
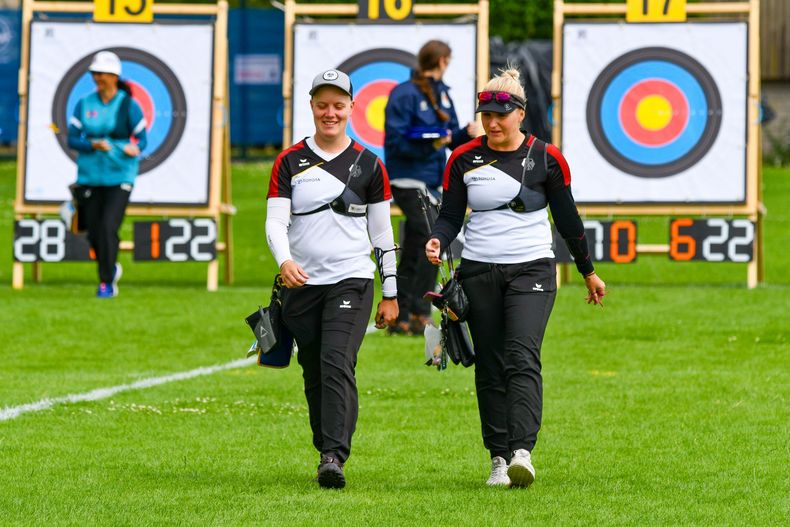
553, 0, 764, 288
280, 0, 490, 148
12, 0, 233, 291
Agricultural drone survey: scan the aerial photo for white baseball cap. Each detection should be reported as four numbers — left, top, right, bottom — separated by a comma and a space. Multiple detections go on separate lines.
309, 69, 353, 98
89, 51, 122, 76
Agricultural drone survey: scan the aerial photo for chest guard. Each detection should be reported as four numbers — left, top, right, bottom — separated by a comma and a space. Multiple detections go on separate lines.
292, 148, 370, 218
473, 138, 549, 214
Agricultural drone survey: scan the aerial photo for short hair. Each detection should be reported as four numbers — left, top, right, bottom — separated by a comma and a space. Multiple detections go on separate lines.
482, 66, 526, 102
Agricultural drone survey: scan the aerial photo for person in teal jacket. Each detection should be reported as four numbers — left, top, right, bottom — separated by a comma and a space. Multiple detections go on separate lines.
67, 51, 147, 298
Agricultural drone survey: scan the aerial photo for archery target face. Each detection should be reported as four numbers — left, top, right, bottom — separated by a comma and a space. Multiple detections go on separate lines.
24, 21, 214, 206
562, 23, 747, 204
292, 23, 477, 161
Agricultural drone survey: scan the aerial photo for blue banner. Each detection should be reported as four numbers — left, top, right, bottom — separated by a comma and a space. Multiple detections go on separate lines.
0, 10, 20, 143
228, 8, 284, 146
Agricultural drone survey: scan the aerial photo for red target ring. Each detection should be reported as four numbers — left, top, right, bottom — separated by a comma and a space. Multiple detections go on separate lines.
127, 81, 155, 129
619, 79, 689, 146
350, 80, 397, 147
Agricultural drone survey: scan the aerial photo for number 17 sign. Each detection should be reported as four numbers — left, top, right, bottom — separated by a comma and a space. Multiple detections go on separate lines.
626, 0, 686, 23
94, 0, 153, 23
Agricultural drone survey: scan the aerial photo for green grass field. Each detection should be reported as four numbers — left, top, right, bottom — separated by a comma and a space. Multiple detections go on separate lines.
0, 161, 788, 526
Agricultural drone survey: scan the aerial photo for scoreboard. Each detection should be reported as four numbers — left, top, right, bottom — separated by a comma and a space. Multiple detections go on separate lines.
133, 219, 216, 262
554, 220, 637, 264
14, 219, 93, 262
669, 218, 754, 262
14, 219, 217, 262
15, 216, 755, 265
553, 218, 754, 264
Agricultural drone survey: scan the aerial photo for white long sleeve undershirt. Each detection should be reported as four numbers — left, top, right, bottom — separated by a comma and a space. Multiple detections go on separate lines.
265, 197, 292, 268
264, 197, 398, 297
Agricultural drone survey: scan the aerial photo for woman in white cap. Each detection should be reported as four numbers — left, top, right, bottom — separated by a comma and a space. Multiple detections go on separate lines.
67, 50, 147, 298
425, 67, 606, 488
265, 69, 399, 488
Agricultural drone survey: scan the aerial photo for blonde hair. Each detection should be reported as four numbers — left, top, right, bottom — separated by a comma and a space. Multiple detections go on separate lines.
483, 67, 526, 102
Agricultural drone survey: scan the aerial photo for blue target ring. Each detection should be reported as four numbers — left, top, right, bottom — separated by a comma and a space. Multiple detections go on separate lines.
586, 47, 722, 178
337, 49, 416, 161
52, 47, 187, 175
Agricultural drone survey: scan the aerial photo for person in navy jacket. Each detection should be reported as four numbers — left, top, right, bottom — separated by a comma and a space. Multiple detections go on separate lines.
384, 40, 480, 335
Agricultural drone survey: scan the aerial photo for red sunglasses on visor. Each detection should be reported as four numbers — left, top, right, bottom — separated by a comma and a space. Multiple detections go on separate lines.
477, 91, 525, 107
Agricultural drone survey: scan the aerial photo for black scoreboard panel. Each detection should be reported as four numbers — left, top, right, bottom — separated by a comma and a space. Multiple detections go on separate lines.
133, 219, 216, 262
13, 219, 93, 261
553, 219, 637, 264
669, 218, 754, 262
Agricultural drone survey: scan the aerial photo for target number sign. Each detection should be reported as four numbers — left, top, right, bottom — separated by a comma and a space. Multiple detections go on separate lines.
358, 0, 413, 21
626, 0, 686, 23
669, 219, 754, 262
94, 0, 153, 23
133, 219, 216, 262
554, 220, 637, 264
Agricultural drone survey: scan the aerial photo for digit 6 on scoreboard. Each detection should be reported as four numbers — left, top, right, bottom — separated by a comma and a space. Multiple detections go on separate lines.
669, 218, 754, 262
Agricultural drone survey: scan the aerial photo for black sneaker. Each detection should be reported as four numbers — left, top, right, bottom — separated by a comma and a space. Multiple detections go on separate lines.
386, 321, 410, 336
408, 315, 431, 335
317, 454, 346, 489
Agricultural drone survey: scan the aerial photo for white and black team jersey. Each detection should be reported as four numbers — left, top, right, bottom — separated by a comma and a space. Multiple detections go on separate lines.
267, 138, 393, 285
432, 134, 594, 275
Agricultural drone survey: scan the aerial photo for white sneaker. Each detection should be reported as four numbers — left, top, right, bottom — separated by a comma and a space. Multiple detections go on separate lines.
112, 263, 123, 294
486, 456, 510, 486
507, 449, 535, 488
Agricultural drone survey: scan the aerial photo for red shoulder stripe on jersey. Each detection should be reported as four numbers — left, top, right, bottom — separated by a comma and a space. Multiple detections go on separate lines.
527, 134, 536, 146
351, 140, 365, 152
377, 158, 392, 200
268, 140, 304, 197
546, 143, 571, 187
443, 136, 483, 190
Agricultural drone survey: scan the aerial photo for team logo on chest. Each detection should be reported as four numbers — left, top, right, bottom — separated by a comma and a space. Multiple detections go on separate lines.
522, 157, 535, 171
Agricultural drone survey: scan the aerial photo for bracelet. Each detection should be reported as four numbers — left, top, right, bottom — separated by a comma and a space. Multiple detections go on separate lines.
583, 271, 596, 278
382, 295, 397, 300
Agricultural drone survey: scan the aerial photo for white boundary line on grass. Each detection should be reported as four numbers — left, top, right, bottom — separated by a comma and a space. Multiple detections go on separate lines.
0, 357, 256, 423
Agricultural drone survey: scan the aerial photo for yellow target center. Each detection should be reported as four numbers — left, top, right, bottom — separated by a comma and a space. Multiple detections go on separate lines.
365, 96, 389, 132
635, 95, 673, 131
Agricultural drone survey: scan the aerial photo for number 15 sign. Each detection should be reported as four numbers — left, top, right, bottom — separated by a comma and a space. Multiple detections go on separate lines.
94, 0, 153, 23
